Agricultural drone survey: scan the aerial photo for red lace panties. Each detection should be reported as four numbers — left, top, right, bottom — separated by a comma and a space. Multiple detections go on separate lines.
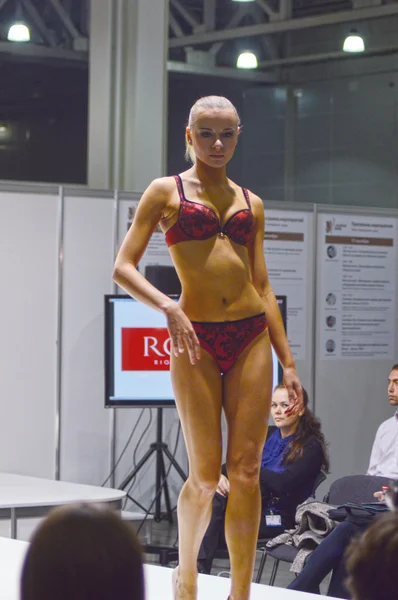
191, 313, 267, 374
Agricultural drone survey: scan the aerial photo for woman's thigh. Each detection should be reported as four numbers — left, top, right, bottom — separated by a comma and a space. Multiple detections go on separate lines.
170, 349, 223, 481
223, 329, 273, 469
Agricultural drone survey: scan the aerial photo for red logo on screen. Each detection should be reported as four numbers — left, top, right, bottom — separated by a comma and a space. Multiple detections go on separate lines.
122, 328, 171, 371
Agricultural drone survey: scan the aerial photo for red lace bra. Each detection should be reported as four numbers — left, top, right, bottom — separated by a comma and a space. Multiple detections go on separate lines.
165, 175, 255, 248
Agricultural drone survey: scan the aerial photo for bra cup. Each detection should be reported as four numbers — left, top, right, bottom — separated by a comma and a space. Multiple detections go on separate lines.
223, 210, 255, 245
179, 200, 219, 239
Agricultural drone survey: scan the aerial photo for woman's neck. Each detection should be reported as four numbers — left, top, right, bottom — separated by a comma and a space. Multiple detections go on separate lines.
191, 160, 228, 186
279, 423, 299, 439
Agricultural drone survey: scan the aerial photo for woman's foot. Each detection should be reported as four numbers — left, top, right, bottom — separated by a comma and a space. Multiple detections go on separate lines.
172, 566, 197, 599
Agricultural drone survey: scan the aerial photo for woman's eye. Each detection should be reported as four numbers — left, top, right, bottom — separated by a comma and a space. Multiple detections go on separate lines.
200, 131, 212, 137
222, 131, 234, 138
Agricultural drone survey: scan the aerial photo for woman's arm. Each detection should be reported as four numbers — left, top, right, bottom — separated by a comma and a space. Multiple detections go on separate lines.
113, 177, 201, 364
259, 438, 323, 496
248, 194, 302, 405
113, 177, 175, 313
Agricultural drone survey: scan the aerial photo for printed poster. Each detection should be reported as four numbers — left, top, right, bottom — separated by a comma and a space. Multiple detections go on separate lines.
263, 210, 310, 360
320, 214, 396, 359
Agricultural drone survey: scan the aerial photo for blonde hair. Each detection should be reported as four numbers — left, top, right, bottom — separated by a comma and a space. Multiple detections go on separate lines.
185, 95, 241, 163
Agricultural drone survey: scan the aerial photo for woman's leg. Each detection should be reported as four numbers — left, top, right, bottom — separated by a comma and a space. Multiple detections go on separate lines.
170, 349, 223, 598
223, 329, 273, 600
197, 492, 228, 573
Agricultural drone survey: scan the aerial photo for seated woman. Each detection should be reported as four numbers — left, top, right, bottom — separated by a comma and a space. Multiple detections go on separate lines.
198, 384, 329, 574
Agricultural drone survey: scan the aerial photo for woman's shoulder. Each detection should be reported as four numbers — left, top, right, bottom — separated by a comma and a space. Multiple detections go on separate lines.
238, 184, 263, 206
302, 435, 323, 454
146, 176, 177, 196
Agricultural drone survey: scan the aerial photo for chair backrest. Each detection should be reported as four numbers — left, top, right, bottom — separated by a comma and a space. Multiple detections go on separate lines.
324, 474, 391, 505
311, 471, 327, 497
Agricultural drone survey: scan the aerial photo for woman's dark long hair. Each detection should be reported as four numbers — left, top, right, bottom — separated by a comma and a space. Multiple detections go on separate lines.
275, 384, 330, 473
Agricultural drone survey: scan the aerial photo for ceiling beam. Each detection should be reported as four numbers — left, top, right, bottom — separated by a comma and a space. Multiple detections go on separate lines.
0, 41, 87, 64
203, 0, 216, 32
169, 12, 185, 38
169, 3, 398, 48
48, 0, 81, 38
168, 59, 277, 82
209, 3, 253, 57
258, 45, 398, 69
170, 0, 200, 29
255, 0, 277, 20
22, 0, 57, 47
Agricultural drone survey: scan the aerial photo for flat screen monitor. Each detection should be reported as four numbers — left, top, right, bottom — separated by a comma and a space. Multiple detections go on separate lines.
105, 295, 287, 407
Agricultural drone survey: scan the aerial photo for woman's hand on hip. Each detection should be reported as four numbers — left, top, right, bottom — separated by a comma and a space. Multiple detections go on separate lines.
283, 366, 304, 415
165, 304, 201, 365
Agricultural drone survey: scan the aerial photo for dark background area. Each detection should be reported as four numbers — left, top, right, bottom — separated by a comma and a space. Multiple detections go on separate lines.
0, 59, 261, 185
0, 60, 88, 183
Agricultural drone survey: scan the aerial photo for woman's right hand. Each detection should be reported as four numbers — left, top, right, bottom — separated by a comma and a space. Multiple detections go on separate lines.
216, 474, 230, 497
164, 304, 201, 365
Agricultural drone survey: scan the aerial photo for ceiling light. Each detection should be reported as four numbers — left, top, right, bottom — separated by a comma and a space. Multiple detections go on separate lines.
237, 51, 258, 69
7, 22, 30, 42
232, 0, 255, 3
343, 29, 365, 53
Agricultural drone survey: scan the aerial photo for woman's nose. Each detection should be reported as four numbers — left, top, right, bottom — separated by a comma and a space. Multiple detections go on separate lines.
213, 138, 223, 149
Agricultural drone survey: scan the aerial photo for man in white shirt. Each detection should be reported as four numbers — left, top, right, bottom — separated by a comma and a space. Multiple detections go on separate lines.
367, 363, 398, 479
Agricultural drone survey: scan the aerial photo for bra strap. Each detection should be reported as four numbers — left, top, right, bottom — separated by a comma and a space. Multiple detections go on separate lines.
242, 187, 251, 208
174, 175, 185, 202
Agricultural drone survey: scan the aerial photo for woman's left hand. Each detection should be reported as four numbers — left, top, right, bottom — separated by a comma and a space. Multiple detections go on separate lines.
283, 366, 304, 416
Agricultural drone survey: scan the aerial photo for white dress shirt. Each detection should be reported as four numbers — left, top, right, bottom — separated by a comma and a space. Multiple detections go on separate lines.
367, 411, 398, 478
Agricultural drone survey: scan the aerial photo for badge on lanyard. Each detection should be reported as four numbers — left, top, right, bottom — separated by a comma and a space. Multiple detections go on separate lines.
265, 513, 282, 527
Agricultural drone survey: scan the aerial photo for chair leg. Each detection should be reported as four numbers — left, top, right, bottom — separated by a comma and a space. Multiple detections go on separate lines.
269, 559, 280, 586
255, 551, 267, 584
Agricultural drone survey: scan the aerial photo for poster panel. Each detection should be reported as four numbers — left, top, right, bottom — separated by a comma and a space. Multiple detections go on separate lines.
319, 214, 396, 359
263, 210, 309, 360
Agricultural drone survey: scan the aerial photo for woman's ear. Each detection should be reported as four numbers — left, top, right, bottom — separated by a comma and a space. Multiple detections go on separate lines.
237, 126, 242, 136
186, 127, 192, 145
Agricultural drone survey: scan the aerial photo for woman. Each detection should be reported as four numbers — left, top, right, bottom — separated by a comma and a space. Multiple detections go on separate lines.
198, 384, 329, 573
21, 503, 144, 600
113, 95, 302, 600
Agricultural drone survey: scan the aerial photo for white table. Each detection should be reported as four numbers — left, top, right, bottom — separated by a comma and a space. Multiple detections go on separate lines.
0, 537, 339, 600
0, 537, 28, 600
0, 472, 126, 538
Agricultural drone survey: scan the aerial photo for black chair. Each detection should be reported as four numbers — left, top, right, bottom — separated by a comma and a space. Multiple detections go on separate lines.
254, 470, 327, 584
257, 474, 391, 586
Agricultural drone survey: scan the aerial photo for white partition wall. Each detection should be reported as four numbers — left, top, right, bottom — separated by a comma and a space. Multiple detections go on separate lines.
59, 189, 116, 485
314, 206, 398, 497
0, 185, 59, 477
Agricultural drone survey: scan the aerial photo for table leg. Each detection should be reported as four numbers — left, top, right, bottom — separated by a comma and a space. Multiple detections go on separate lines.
10, 508, 17, 539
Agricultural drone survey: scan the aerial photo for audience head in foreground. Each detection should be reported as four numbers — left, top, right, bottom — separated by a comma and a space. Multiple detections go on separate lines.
21, 503, 144, 600
345, 510, 398, 600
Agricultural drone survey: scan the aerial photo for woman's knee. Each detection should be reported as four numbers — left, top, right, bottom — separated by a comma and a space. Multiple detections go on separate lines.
226, 455, 261, 490
189, 472, 220, 498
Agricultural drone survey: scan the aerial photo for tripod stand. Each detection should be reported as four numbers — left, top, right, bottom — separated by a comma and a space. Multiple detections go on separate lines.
119, 407, 187, 522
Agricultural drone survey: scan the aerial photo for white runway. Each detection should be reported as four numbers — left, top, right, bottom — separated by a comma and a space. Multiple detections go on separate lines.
1, 537, 336, 600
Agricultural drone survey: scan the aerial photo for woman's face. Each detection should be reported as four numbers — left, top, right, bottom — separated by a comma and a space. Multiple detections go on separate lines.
271, 388, 303, 430
186, 107, 239, 168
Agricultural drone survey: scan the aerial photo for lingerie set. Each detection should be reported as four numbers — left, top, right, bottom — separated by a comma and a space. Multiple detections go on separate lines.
165, 175, 268, 374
